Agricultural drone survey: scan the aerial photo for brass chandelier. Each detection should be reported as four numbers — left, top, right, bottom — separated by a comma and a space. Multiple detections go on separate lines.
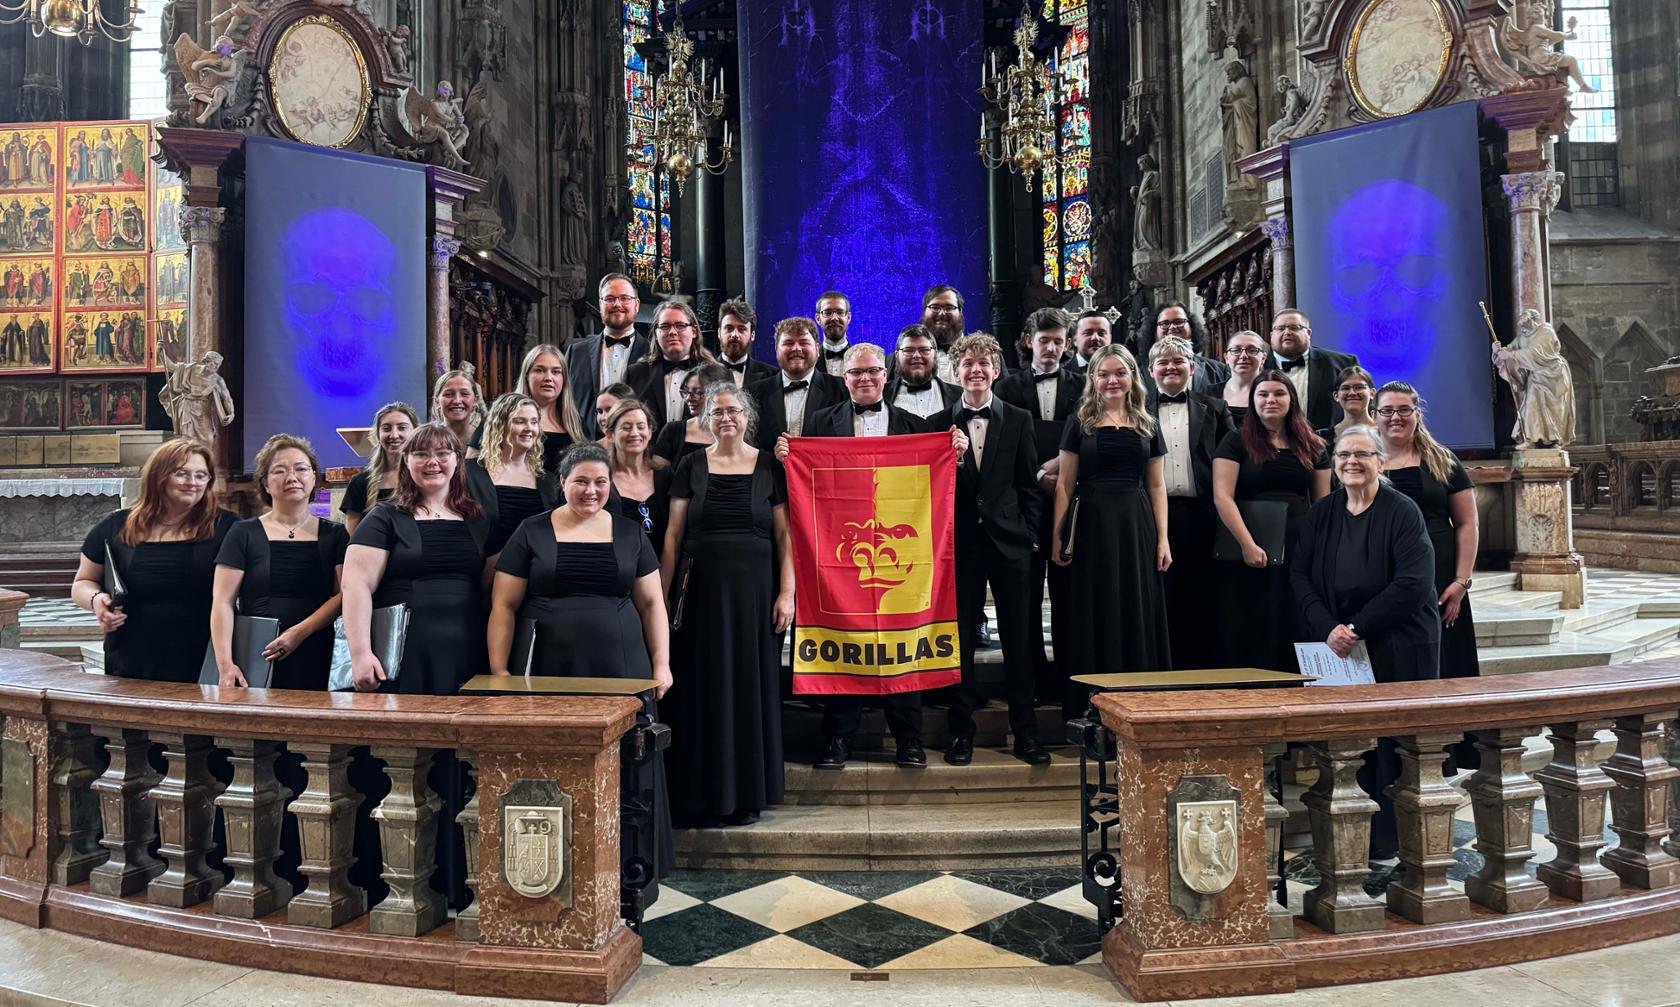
646, 17, 733, 196
0, 0, 141, 43
977, 1, 1061, 192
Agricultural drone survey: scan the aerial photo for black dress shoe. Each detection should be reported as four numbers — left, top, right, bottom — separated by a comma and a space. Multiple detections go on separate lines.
943, 736, 974, 766
724, 809, 761, 826
1013, 739, 1051, 765
896, 740, 927, 768
814, 737, 850, 771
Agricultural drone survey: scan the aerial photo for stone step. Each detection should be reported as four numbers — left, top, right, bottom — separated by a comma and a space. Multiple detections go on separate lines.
781, 745, 1079, 806
16, 639, 93, 662
1473, 605, 1564, 647
1468, 571, 1520, 595
780, 701, 1072, 757
1561, 600, 1645, 636
1478, 632, 1619, 675
19, 622, 101, 642
1473, 588, 1567, 612
1595, 617, 1680, 658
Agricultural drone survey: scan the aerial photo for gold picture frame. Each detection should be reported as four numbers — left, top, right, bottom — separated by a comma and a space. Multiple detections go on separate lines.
1345, 0, 1453, 119
267, 14, 372, 150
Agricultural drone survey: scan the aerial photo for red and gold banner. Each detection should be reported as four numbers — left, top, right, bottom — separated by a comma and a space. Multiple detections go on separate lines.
785, 431, 959, 696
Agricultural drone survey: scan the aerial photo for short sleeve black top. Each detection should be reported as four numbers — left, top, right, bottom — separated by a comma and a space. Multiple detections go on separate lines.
1059, 418, 1166, 492
339, 471, 393, 517
496, 513, 659, 598
214, 517, 349, 611
669, 451, 786, 539
1215, 430, 1330, 520
1387, 458, 1472, 540
350, 503, 485, 607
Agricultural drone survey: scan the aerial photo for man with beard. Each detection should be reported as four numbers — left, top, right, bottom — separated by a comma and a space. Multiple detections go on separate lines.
1069, 310, 1113, 375
566, 273, 649, 438
1267, 308, 1357, 430
815, 290, 853, 377
885, 324, 960, 419
1145, 301, 1229, 395
25, 313, 49, 366
919, 284, 967, 383
747, 316, 845, 452
624, 299, 716, 428
716, 297, 774, 386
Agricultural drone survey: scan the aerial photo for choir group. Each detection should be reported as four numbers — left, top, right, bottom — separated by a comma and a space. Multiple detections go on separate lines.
69, 275, 1480, 863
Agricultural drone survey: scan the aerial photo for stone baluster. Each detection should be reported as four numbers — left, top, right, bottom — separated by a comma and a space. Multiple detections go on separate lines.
1387, 733, 1471, 923
89, 729, 164, 896
1301, 739, 1385, 934
369, 747, 447, 937
287, 743, 365, 928
146, 733, 223, 907
1261, 742, 1292, 940
456, 748, 481, 942
213, 738, 294, 917
1664, 718, 1680, 861
1534, 721, 1619, 901
49, 723, 109, 885
1464, 726, 1550, 913
1600, 711, 1680, 889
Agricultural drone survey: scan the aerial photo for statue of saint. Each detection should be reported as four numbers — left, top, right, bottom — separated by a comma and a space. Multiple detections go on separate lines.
1219, 60, 1259, 187
1493, 309, 1577, 447
1129, 153, 1163, 253
162, 349, 235, 448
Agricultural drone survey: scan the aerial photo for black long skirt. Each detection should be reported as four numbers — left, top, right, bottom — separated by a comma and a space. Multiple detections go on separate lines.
1060, 487, 1171, 679
1428, 527, 1479, 681
255, 594, 333, 692
663, 532, 784, 819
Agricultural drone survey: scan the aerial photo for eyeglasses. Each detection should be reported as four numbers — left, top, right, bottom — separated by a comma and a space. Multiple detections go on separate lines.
682, 386, 707, 399
169, 468, 211, 483
899, 346, 935, 356
1334, 450, 1381, 462
267, 464, 315, 479
1273, 324, 1309, 333
409, 450, 457, 463
1373, 406, 1417, 418
655, 322, 694, 333
925, 304, 960, 313
1337, 383, 1372, 394
1226, 346, 1266, 357
845, 367, 887, 378
709, 407, 746, 420
637, 501, 652, 532
601, 295, 637, 305
1156, 318, 1190, 329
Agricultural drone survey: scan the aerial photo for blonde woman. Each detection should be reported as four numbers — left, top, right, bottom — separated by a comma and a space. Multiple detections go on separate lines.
1050, 344, 1172, 682
466, 393, 559, 558
470, 344, 584, 473
432, 363, 486, 451
341, 401, 419, 534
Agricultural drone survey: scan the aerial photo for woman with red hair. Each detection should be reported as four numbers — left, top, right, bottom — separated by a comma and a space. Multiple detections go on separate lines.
72, 438, 237, 681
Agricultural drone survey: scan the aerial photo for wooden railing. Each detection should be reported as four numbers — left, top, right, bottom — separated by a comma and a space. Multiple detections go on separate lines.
1093, 659, 1680, 1001
0, 650, 643, 1003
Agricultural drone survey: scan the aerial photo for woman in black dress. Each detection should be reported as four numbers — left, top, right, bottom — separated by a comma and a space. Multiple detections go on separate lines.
470, 344, 582, 473
1050, 345, 1172, 686
466, 393, 559, 559
73, 438, 237, 682
1211, 370, 1331, 672
605, 398, 673, 548
211, 434, 349, 691
661, 382, 795, 827
1212, 329, 1267, 425
651, 363, 730, 466
1320, 365, 1377, 444
341, 401, 419, 534
488, 442, 673, 872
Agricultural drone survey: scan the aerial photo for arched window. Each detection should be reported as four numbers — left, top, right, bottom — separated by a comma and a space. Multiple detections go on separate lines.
1040, 1, 1091, 292
623, 1, 671, 289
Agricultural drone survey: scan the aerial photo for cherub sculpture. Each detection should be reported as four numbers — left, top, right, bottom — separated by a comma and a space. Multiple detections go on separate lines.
381, 24, 412, 77
174, 34, 245, 125
402, 79, 479, 167
1501, 0, 1598, 92
162, 350, 236, 448
207, 0, 265, 39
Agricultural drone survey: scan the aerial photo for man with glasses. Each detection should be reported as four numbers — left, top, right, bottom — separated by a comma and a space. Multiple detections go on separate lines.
815, 290, 854, 376
1147, 301, 1229, 395
1069, 310, 1113, 375
919, 284, 968, 383
624, 300, 717, 428
886, 324, 961, 419
567, 273, 649, 438
1267, 308, 1358, 430
717, 297, 775, 386
748, 316, 846, 451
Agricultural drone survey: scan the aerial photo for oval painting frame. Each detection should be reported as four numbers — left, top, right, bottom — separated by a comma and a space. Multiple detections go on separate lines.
1346, 0, 1453, 119
267, 15, 372, 149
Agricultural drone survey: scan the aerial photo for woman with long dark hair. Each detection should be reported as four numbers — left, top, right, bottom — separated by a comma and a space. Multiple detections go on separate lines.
466, 393, 559, 559
1211, 369, 1331, 671
471, 344, 583, 473
72, 438, 237, 681
605, 398, 672, 549
341, 401, 419, 534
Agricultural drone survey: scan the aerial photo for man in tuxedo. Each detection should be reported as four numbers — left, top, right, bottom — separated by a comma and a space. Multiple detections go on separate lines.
623, 300, 717, 428
748, 317, 845, 451
779, 343, 967, 770
1147, 302, 1230, 395
1147, 336, 1235, 669
994, 308, 1083, 711
816, 291, 853, 376
920, 284, 967, 382
1268, 308, 1358, 430
943, 334, 1045, 766
1069, 310, 1113, 375
885, 324, 961, 419
717, 297, 775, 386
566, 273, 649, 438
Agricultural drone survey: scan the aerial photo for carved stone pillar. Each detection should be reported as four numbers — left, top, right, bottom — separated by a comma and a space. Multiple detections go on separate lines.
1501, 170, 1563, 329
1464, 726, 1550, 914
89, 729, 164, 897
1386, 733, 1471, 924
1534, 721, 1619, 902
369, 747, 447, 937
1261, 742, 1292, 940
455, 748, 481, 942
146, 733, 224, 908
430, 236, 462, 379
48, 723, 108, 885
1261, 216, 1292, 312
213, 738, 294, 918
1301, 739, 1385, 934
287, 743, 366, 928
1600, 712, 1680, 889
1510, 448, 1587, 609
179, 206, 228, 361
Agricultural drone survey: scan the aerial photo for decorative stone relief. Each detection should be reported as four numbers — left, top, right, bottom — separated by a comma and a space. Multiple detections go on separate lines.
1166, 773, 1242, 920
499, 778, 573, 905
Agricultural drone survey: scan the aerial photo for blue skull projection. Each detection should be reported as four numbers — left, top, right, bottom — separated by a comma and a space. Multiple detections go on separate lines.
282, 206, 396, 397
1327, 179, 1447, 373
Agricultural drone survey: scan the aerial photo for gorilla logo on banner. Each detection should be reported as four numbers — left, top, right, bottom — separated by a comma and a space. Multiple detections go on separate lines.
283, 206, 396, 397
1327, 179, 1447, 374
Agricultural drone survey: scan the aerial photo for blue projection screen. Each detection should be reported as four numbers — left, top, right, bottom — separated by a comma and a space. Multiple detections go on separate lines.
1290, 102, 1493, 449
243, 137, 427, 468
739, 0, 989, 351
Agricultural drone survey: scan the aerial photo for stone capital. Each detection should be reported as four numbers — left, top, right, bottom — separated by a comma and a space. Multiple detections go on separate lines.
1260, 215, 1290, 249
430, 236, 462, 269
1501, 170, 1564, 215
178, 206, 226, 246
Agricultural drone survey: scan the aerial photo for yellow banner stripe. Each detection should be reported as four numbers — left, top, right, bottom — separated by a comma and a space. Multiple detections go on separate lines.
794, 623, 961, 678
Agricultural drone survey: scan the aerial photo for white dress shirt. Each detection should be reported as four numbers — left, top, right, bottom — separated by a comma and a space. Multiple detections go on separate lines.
722, 354, 751, 386
782, 371, 811, 436
600, 334, 634, 388
1280, 352, 1309, 409
664, 366, 689, 423
821, 340, 849, 377
893, 381, 944, 419
934, 350, 957, 385
1157, 398, 1195, 497
852, 402, 889, 438
1031, 367, 1058, 421
962, 395, 992, 469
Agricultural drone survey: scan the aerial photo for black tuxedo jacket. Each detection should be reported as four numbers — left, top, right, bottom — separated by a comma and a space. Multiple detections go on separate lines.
1268, 346, 1358, 431
994, 367, 1082, 467
1147, 388, 1235, 504
885, 376, 961, 415
722, 357, 776, 387
566, 331, 650, 438
804, 399, 932, 439
623, 355, 710, 429
949, 397, 1041, 561
747, 369, 847, 451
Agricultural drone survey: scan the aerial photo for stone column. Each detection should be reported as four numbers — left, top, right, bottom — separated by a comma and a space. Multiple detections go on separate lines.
1261, 742, 1293, 940
213, 738, 294, 918
180, 206, 228, 361
146, 733, 224, 908
1510, 448, 1588, 609
1600, 712, 1680, 889
287, 743, 366, 928
455, 749, 481, 942
429, 236, 462, 379
1386, 733, 1471, 924
369, 747, 447, 937
89, 729, 164, 897
1240, 143, 1292, 313
1665, 718, 1680, 862
48, 723, 107, 886
1501, 171, 1563, 332
1533, 721, 1619, 901
1261, 216, 1293, 311
1301, 739, 1385, 934
1464, 726, 1550, 914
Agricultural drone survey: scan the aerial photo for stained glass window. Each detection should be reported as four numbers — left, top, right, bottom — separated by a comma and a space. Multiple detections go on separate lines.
624, 0, 668, 288
1042, 2, 1093, 291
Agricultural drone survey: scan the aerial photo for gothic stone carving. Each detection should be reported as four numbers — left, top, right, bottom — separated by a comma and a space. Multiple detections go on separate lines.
499, 779, 573, 904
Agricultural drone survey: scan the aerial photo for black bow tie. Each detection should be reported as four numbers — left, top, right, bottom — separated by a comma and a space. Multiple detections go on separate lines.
1032, 370, 1060, 383
783, 379, 809, 394
1281, 355, 1306, 371
959, 406, 992, 423
852, 400, 883, 415
659, 357, 688, 374
823, 346, 848, 360
901, 379, 934, 393
725, 360, 748, 373
604, 334, 633, 349
1158, 392, 1189, 405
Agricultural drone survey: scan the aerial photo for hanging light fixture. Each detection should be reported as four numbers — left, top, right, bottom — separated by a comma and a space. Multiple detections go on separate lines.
646, 16, 732, 196
977, 1, 1061, 192
1, 0, 141, 43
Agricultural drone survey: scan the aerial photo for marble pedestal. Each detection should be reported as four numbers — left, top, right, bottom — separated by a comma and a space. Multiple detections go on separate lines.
1509, 447, 1586, 609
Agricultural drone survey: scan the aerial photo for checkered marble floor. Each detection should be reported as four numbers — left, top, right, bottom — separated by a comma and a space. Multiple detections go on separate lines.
1581, 567, 1680, 602
16, 597, 96, 628
638, 867, 1102, 969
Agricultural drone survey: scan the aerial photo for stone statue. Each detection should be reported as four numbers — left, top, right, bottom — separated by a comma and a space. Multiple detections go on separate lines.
381, 24, 412, 77
1129, 153, 1162, 254
206, 0, 264, 40
162, 350, 235, 448
1501, 0, 1598, 92
1267, 73, 1309, 146
558, 157, 589, 267
402, 79, 476, 167
173, 34, 245, 125
1300, 0, 1326, 38
1219, 60, 1259, 188
1494, 309, 1578, 447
